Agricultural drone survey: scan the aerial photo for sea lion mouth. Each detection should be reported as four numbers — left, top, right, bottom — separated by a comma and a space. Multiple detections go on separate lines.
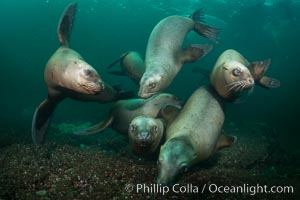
138, 91, 155, 99
78, 82, 104, 95
136, 133, 152, 147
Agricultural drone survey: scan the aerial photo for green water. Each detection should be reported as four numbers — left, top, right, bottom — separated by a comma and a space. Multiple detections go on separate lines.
0, 0, 299, 153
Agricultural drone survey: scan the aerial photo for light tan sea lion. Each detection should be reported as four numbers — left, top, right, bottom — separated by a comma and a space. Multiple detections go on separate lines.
32, 3, 133, 145
74, 93, 182, 135
157, 86, 236, 185
128, 105, 182, 156
138, 9, 218, 98
106, 51, 145, 84
210, 49, 256, 101
128, 116, 165, 156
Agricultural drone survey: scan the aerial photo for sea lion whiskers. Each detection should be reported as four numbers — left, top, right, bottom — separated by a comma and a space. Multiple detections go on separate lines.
226, 79, 252, 93
77, 81, 102, 95
226, 81, 244, 92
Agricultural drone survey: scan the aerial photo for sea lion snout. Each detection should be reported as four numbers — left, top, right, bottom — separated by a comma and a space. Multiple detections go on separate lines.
247, 77, 255, 87
136, 131, 152, 146
81, 80, 104, 95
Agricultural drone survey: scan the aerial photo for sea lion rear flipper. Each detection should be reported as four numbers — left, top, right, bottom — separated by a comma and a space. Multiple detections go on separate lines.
215, 130, 237, 151
32, 98, 61, 145
58, 3, 77, 47
181, 44, 213, 63
190, 9, 220, 42
248, 59, 271, 81
158, 105, 181, 126
73, 116, 114, 135
106, 51, 131, 69
258, 76, 281, 88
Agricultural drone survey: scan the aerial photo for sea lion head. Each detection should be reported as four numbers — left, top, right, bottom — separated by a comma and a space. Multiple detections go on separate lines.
66, 59, 104, 95
138, 72, 164, 98
157, 137, 196, 186
129, 116, 164, 155
212, 61, 255, 100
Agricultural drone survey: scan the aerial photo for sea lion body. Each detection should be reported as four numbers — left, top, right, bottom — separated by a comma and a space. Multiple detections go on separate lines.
74, 93, 182, 135
138, 10, 218, 98
210, 49, 255, 101
32, 3, 132, 145
129, 116, 165, 155
107, 51, 145, 84
157, 87, 235, 185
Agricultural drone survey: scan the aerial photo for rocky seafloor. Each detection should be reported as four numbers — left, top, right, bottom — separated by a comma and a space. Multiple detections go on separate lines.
0, 120, 298, 199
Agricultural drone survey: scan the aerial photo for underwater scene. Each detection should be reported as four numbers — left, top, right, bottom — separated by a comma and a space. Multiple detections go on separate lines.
0, 0, 299, 199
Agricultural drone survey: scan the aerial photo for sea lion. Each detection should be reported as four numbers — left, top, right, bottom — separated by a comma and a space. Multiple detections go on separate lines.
210, 49, 257, 101
74, 93, 182, 135
157, 86, 236, 185
106, 51, 145, 84
138, 9, 218, 98
128, 116, 165, 156
32, 3, 132, 145
128, 105, 182, 156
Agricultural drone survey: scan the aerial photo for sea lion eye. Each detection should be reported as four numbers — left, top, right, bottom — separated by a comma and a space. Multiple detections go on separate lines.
153, 125, 158, 133
84, 69, 92, 76
148, 82, 157, 89
130, 124, 136, 132
233, 68, 241, 76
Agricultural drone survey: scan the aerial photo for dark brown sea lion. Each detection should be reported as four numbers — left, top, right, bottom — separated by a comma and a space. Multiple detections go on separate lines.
138, 9, 218, 98
106, 51, 145, 84
157, 86, 236, 186
32, 3, 132, 145
74, 93, 182, 135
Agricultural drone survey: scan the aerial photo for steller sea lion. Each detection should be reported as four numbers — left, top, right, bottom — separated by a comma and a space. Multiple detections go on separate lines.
128, 116, 165, 156
32, 3, 132, 145
210, 49, 257, 102
138, 9, 219, 98
74, 93, 182, 135
106, 51, 145, 85
128, 106, 181, 156
157, 86, 236, 186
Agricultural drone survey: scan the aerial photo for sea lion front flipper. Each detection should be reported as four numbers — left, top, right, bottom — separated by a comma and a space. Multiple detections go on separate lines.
106, 51, 131, 69
258, 76, 281, 88
215, 130, 237, 151
74, 116, 114, 135
57, 3, 77, 47
32, 98, 61, 145
181, 44, 213, 63
112, 84, 135, 100
106, 70, 126, 76
248, 59, 271, 81
158, 105, 181, 126
190, 9, 220, 41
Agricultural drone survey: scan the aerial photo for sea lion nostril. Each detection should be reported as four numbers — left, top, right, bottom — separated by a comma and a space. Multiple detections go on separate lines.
140, 131, 149, 139
249, 78, 254, 85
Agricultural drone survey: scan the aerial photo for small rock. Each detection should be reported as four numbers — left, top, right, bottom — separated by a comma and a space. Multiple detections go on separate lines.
36, 190, 47, 196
